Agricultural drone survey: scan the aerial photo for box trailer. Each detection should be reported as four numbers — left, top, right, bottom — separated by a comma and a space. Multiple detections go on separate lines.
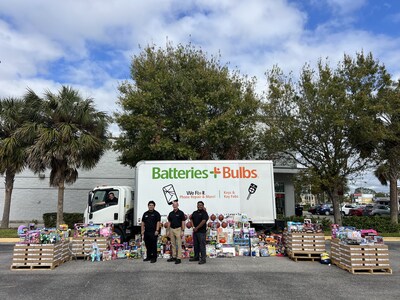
84, 160, 276, 240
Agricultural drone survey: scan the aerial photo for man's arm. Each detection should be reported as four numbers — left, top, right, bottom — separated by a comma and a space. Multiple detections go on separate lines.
155, 221, 160, 236
194, 219, 206, 232
155, 212, 161, 235
141, 221, 145, 235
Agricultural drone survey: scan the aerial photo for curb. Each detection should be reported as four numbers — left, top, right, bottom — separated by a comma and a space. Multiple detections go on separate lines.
0, 238, 20, 243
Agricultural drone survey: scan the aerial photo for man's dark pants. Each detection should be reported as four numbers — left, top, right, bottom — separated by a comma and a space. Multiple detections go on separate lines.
144, 232, 158, 260
193, 232, 206, 261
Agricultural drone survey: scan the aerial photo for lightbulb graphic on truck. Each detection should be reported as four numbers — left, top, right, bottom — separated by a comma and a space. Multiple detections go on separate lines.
162, 184, 178, 205
246, 183, 258, 200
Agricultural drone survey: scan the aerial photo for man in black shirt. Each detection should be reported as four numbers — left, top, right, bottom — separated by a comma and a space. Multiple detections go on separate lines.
141, 201, 161, 263
105, 192, 118, 206
167, 200, 185, 264
189, 201, 209, 264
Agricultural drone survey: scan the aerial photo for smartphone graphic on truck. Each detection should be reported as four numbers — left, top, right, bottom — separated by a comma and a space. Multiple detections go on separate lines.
162, 184, 178, 205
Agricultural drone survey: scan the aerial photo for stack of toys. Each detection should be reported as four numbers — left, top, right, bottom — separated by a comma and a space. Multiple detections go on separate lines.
156, 213, 286, 258
286, 219, 323, 233
331, 224, 383, 245
17, 223, 70, 244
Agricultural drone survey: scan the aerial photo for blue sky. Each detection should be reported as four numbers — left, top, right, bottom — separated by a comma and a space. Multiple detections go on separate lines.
1, 0, 399, 192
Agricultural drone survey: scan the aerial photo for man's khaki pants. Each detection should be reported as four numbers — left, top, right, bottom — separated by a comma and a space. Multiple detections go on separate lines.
170, 227, 182, 259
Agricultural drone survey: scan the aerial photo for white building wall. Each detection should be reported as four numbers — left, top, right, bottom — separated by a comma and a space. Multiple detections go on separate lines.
0, 151, 134, 223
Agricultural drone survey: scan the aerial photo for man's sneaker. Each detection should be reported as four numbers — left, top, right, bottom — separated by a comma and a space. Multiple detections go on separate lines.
143, 258, 151, 262
198, 260, 206, 265
175, 259, 181, 264
150, 259, 157, 263
167, 257, 176, 262
189, 257, 199, 262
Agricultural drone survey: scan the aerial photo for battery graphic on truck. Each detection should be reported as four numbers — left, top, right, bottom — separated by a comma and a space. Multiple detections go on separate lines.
162, 184, 178, 204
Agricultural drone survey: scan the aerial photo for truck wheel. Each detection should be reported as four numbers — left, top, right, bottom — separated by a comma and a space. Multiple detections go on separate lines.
325, 211, 330, 216
340, 211, 345, 216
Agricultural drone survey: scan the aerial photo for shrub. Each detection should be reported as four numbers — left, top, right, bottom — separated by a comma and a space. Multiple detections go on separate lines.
342, 216, 400, 233
43, 213, 84, 228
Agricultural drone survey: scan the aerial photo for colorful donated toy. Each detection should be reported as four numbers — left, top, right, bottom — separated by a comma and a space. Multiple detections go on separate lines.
320, 252, 331, 265
17, 225, 28, 238
91, 242, 101, 262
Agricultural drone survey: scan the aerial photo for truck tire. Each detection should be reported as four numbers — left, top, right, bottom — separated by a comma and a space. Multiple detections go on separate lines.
325, 211, 330, 216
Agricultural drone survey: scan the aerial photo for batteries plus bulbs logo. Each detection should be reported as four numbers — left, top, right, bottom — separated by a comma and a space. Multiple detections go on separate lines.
152, 166, 258, 179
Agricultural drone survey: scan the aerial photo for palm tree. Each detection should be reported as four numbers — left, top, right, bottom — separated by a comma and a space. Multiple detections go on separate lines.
374, 160, 400, 224
25, 86, 110, 226
0, 96, 40, 228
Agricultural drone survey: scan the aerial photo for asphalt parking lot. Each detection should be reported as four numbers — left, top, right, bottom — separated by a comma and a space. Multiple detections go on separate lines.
0, 241, 399, 300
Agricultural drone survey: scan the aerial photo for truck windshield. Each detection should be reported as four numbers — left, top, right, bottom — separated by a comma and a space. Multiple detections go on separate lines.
91, 189, 119, 211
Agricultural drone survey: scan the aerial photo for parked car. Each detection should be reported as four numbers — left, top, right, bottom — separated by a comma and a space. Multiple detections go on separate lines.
308, 204, 321, 215
317, 204, 333, 216
341, 204, 358, 216
369, 205, 390, 216
362, 204, 374, 216
349, 206, 365, 216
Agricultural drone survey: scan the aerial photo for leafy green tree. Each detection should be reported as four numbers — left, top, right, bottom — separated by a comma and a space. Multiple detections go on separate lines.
374, 191, 389, 198
23, 86, 109, 226
114, 43, 260, 166
375, 82, 400, 223
354, 187, 376, 195
0, 96, 40, 228
261, 52, 389, 225
351, 77, 400, 224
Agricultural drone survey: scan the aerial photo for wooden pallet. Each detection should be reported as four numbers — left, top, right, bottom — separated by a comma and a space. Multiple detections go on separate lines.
285, 232, 326, 261
11, 261, 61, 270
330, 239, 392, 275
333, 259, 392, 274
287, 251, 322, 262
11, 241, 68, 270
69, 237, 109, 259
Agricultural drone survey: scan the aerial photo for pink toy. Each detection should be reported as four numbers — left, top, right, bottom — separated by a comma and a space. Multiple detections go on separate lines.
361, 229, 378, 237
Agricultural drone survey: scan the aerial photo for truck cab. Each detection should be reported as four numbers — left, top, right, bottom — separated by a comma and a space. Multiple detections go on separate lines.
84, 185, 135, 241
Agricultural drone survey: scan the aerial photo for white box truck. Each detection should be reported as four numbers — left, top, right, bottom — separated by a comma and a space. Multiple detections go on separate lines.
84, 160, 276, 240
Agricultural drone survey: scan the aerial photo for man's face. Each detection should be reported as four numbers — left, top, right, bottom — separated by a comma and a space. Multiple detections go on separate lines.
197, 202, 204, 211
109, 194, 114, 199
148, 203, 155, 211
172, 201, 179, 209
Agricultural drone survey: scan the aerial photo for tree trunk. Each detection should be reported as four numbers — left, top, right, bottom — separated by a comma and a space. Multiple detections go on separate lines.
327, 186, 342, 225
389, 176, 399, 225
57, 181, 65, 227
388, 156, 399, 225
1, 170, 15, 228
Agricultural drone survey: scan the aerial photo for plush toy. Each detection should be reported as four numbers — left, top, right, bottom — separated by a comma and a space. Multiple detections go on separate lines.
91, 242, 101, 262
100, 222, 113, 237
102, 251, 112, 261
17, 225, 28, 239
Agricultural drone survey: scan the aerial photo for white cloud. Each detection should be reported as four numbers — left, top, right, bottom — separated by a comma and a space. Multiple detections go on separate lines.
0, 0, 400, 188
326, 0, 367, 15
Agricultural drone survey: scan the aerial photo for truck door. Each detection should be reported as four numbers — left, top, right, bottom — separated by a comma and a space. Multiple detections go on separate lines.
88, 189, 121, 224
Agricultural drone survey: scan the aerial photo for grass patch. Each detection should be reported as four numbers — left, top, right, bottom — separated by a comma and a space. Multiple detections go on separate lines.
381, 232, 400, 237
0, 229, 18, 238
